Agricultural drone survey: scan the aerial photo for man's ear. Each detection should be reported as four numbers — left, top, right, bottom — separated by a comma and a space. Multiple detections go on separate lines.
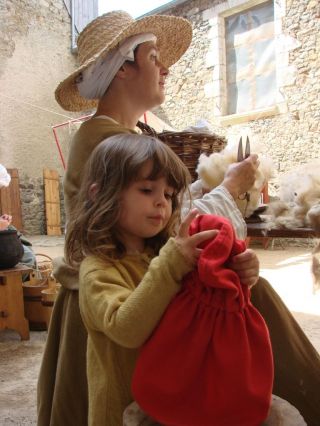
115, 61, 135, 80
88, 183, 99, 201
115, 63, 129, 79
116, 65, 125, 77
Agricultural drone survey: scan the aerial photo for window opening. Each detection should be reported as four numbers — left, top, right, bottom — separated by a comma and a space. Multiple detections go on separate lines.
225, 1, 276, 114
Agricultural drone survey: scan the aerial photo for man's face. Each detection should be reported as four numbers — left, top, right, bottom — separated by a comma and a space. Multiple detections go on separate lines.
125, 41, 169, 110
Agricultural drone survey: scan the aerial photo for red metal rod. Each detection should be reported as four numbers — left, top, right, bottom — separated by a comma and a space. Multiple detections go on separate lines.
51, 114, 93, 169
51, 114, 92, 129
52, 127, 66, 170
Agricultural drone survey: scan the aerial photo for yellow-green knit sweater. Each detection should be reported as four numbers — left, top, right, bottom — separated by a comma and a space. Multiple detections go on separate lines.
79, 238, 193, 426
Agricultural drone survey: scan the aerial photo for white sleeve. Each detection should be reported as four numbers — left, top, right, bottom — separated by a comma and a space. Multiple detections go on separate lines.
182, 181, 247, 240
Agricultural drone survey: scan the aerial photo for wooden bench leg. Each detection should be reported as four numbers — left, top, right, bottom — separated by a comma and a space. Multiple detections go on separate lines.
0, 273, 30, 340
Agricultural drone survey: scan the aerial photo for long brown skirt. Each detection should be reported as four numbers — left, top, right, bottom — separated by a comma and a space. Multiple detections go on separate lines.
37, 287, 88, 426
37, 278, 320, 426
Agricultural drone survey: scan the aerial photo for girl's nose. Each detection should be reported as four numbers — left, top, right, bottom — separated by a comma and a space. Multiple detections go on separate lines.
155, 193, 167, 206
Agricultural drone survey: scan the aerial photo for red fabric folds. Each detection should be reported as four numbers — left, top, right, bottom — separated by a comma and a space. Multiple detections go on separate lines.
132, 215, 273, 426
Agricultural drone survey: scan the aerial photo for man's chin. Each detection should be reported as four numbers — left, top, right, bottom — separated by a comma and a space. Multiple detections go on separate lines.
146, 93, 166, 111
155, 93, 166, 107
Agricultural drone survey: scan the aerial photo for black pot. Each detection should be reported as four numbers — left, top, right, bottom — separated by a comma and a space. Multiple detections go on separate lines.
0, 229, 24, 269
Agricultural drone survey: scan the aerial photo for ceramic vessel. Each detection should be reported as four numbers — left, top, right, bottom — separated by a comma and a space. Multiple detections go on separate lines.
0, 229, 24, 269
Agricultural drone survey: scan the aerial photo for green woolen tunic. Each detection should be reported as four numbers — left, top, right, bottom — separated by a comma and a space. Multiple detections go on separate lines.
79, 238, 193, 426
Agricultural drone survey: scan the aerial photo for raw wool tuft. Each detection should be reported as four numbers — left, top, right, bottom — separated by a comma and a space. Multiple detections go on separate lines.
196, 140, 274, 218
266, 160, 320, 230
0, 164, 11, 188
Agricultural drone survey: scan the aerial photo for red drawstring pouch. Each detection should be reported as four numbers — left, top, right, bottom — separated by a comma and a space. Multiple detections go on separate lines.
132, 215, 273, 426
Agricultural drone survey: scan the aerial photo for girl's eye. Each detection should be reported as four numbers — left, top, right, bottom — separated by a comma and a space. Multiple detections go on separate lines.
140, 188, 152, 194
165, 192, 173, 200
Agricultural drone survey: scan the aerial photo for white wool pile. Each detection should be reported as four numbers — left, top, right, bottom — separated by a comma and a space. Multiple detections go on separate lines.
196, 140, 274, 218
266, 160, 320, 230
0, 164, 11, 188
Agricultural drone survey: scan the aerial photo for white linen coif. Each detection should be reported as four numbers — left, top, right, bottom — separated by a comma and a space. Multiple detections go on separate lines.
77, 33, 157, 100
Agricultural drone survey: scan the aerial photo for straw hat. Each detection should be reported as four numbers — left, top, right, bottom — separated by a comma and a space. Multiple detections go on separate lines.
55, 10, 192, 112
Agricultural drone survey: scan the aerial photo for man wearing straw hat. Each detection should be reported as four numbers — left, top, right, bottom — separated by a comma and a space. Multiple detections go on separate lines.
38, 10, 320, 426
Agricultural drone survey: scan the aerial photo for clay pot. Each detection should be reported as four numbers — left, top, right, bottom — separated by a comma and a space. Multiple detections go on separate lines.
0, 229, 24, 269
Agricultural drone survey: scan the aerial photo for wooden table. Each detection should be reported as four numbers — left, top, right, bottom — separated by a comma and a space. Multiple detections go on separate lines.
246, 222, 320, 249
0, 264, 32, 340
246, 222, 320, 239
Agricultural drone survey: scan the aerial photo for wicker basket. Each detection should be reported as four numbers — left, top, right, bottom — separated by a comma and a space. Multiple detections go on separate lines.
137, 122, 227, 180
35, 253, 53, 280
22, 254, 58, 330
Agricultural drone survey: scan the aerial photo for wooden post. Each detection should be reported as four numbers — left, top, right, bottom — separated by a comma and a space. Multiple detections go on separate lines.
43, 168, 62, 236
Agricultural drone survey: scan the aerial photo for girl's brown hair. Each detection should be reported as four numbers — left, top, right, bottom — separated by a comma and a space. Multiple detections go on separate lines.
65, 134, 191, 265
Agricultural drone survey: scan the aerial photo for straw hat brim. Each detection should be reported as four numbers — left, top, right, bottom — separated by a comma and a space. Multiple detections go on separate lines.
55, 15, 192, 112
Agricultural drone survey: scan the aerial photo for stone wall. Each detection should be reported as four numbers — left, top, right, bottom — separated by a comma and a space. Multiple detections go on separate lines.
159, 0, 320, 195
0, 0, 77, 233
19, 174, 65, 236
2, 0, 319, 233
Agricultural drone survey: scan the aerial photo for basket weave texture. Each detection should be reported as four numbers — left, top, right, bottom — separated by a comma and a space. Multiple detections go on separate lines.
24, 254, 56, 287
35, 254, 53, 280
137, 122, 227, 180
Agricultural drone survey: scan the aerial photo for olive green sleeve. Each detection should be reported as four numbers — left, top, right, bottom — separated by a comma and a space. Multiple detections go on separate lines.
79, 238, 193, 348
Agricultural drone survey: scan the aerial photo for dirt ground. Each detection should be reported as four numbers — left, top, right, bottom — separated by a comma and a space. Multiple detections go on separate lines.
0, 236, 319, 425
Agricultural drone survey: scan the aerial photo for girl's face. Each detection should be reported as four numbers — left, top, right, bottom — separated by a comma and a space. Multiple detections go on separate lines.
126, 41, 169, 110
116, 160, 174, 253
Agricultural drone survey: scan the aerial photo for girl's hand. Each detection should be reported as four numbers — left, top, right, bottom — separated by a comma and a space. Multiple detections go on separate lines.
228, 248, 259, 288
175, 210, 218, 266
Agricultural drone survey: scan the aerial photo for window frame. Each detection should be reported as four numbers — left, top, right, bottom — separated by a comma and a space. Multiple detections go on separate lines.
203, 0, 292, 126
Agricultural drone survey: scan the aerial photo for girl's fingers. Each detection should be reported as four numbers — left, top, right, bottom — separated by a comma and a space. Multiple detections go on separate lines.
231, 260, 258, 272
229, 250, 259, 272
236, 267, 258, 279
231, 249, 256, 264
178, 209, 199, 237
195, 248, 202, 257
191, 229, 218, 246
242, 275, 259, 288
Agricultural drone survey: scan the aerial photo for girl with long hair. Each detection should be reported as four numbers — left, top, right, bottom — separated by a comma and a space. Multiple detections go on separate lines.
66, 133, 217, 425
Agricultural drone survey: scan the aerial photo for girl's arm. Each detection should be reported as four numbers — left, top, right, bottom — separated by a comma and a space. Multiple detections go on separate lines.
182, 184, 246, 240
80, 211, 216, 349
80, 238, 191, 349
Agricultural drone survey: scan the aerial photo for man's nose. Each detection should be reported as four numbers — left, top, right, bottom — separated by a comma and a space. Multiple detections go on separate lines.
158, 60, 169, 76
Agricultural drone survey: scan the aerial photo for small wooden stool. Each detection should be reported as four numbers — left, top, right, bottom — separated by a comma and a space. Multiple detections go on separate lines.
0, 264, 31, 340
